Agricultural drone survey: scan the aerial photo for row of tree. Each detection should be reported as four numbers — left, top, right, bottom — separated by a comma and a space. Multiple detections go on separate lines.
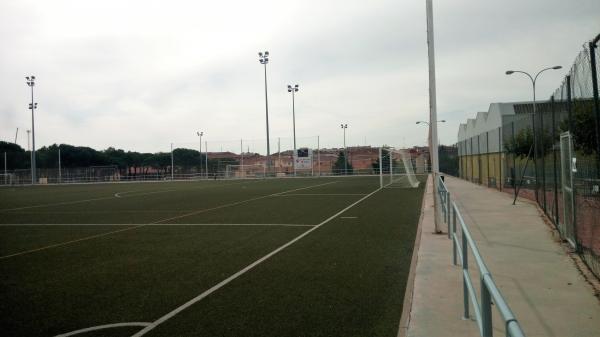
0, 142, 238, 175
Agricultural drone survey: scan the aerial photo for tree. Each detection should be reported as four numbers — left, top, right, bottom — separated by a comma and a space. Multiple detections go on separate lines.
371, 146, 396, 173
560, 99, 596, 154
333, 151, 353, 175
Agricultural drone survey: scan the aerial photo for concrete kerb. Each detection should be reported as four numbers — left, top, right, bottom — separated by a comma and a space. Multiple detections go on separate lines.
397, 175, 431, 337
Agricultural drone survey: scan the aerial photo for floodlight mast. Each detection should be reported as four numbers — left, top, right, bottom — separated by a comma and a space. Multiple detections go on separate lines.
26, 75, 37, 185
259, 51, 271, 175
426, 0, 442, 233
340, 124, 348, 174
288, 84, 299, 176
197, 132, 203, 178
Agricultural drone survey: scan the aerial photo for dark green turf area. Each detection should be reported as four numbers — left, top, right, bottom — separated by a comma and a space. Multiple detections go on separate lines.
0, 176, 425, 337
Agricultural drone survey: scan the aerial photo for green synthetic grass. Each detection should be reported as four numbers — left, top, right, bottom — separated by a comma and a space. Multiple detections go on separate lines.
0, 176, 425, 337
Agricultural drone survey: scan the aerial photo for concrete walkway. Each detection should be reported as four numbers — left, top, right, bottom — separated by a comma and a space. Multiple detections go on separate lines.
404, 176, 600, 337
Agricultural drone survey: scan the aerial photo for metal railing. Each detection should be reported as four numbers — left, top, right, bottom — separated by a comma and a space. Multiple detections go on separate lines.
437, 176, 526, 337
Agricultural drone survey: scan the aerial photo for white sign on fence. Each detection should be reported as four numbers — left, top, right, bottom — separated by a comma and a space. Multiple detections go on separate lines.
294, 148, 313, 170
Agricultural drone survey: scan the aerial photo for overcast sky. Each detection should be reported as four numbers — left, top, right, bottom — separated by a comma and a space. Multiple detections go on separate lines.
1, 0, 599, 154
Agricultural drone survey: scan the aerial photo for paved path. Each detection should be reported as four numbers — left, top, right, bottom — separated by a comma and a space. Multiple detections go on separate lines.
404, 176, 600, 337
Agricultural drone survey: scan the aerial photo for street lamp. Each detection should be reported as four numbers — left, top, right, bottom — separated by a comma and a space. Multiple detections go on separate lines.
197, 131, 203, 177
288, 84, 299, 176
259, 51, 271, 175
416, 120, 446, 125
340, 124, 348, 174
26, 75, 37, 185
506, 65, 562, 201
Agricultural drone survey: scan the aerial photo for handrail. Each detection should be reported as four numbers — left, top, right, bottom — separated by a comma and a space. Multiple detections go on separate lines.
437, 176, 526, 337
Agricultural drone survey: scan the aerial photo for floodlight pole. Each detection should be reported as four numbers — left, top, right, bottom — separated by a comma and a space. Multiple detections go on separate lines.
426, 0, 441, 233
505, 66, 562, 202
197, 131, 203, 177
240, 139, 244, 168
205, 140, 208, 178
58, 147, 62, 184
288, 84, 299, 176
341, 124, 348, 174
259, 51, 271, 176
26, 75, 37, 185
171, 143, 174, 180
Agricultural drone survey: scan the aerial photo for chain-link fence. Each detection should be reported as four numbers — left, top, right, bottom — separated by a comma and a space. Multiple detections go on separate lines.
453, 34, 600, 279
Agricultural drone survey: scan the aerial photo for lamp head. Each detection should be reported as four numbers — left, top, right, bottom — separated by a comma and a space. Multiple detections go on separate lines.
552, 65, 562, 70
505, 70, 514, 75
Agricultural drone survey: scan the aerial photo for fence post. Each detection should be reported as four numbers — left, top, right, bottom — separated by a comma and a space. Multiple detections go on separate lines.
478, 134, 481, 184
589, 40, 600, 179
481, 278, 493, 337
552, 95, 559, 225
499, 126, 503, 191
540, 104, 547, 212
447, 192, 451, 238
452, 208, 457, 265
486, 131, 490, 187
462, 231, 470, 319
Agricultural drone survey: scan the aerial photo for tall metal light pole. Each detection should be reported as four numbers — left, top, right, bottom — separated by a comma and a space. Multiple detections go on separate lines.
426, 0, 442, 233
341, 124, 348, 174
170, 143, 174, 180
288, 84, 299, 176
26, 76, 37, 184
506, 66, 562, 201
197, 131, 203, 177
259, 51, 271, 175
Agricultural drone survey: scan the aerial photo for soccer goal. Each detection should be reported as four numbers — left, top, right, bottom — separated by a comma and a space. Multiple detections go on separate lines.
0, 173, 15, 186
380, 148, 420, 188
225, 164, 266, 179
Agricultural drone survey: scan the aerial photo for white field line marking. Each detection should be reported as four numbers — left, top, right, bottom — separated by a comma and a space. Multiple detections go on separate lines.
0, 179, 258, 212
0, 181, 337, 260
55, 322, 151, 337
274, 193, 367, 196
132, 186, 381, 337
150, 181, 338, 224
0, 223, 314, 227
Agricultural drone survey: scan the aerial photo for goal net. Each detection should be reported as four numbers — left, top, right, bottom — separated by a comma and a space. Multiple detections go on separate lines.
382, 148, 420, 188
0, 173, 15, 186
225, 164, 266, 179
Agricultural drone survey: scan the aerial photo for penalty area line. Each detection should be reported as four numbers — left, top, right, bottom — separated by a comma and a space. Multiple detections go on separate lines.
131, 186, 381, 336
55, 322, 151, 337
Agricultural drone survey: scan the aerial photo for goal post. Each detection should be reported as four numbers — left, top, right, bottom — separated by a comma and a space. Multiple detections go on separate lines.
225, 164, 266, 179
379, 148, 420, 189
0, 173, 15, 186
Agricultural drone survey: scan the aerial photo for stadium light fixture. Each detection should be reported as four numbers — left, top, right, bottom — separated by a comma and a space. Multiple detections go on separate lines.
259, 50, 271, 174
416, 120, 445, 125
288, 83, 300, 176
26, 75, 37, 185
505, 65, 562, 202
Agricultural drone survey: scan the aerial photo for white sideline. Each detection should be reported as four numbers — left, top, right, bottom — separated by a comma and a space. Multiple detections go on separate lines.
131, 185, 381, 336
274, 193, 366, 196
0, 181, 338, 259
0, 223, 314, 227
55, 322, 151, 337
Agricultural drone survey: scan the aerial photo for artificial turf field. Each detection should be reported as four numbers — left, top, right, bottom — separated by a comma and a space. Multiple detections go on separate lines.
0, 175, 425, 337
